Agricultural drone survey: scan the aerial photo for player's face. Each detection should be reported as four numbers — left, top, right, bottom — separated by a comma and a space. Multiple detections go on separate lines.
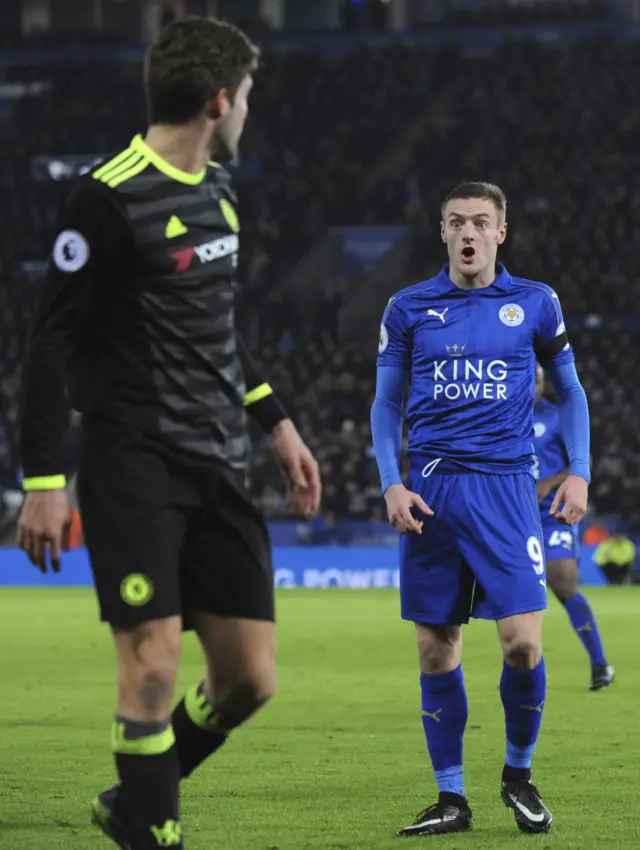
535, 363, 545, 403
211, 74, 253, 162
441, 198, 507, 279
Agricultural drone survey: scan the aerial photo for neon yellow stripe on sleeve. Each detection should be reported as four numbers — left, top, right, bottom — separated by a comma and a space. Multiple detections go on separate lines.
22, 475, 67, 491
244, 383, 273, 406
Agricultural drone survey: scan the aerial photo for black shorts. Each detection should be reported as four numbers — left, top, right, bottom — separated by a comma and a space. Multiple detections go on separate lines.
76, 420, 274, 628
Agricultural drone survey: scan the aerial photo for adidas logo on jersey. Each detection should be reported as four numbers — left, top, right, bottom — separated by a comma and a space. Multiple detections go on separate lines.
172, 235, 239, 272
165, 215, 188, 239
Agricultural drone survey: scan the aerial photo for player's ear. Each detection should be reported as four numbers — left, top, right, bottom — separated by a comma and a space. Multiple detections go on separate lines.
206, 90, 231, 121
440, 220, 446, 244
497, 220, 508, 245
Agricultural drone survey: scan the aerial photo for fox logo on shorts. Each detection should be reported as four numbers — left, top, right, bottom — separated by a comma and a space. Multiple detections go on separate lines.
120, 573, 154, 607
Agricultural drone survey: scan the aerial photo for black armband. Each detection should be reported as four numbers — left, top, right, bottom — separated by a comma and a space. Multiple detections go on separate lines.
244, 383, 288, 432
535, 331, 569, 367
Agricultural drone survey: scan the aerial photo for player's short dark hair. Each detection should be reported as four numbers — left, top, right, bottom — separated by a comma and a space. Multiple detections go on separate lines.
145, 17, 260, 125
441, 182, 507, 222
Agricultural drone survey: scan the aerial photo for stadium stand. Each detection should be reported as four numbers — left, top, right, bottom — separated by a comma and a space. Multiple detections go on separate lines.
246, 37, 640, 529
1, 28, 638, 530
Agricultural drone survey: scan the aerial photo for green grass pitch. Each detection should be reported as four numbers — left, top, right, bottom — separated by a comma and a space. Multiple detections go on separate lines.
1, 587, 640, 849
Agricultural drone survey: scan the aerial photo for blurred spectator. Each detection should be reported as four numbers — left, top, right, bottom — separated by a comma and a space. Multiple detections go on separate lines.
593, 534, 636, 585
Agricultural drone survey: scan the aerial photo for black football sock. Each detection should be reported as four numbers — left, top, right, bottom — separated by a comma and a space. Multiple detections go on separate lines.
172, 681, 228, 779
112, 717, 183, 849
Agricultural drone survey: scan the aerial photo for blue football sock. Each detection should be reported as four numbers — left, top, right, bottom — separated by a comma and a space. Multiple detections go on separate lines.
420, 666, 468, 798
500, 657, 546, 770
563, 592, 607, 667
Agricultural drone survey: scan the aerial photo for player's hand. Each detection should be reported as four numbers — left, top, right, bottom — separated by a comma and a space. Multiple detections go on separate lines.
384, 484, 433, 534
17, 490, 72, 573
549, 475, 588, 526
271, 419, 321, 517
536, 480, 554, 503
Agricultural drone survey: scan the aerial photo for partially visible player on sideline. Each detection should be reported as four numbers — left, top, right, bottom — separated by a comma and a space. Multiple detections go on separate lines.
371, 182, 590, 837
533, 363, 614, 690
18, 18, 320, 850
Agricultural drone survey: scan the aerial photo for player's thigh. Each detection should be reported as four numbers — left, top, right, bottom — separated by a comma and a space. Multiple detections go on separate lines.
400, 470, 473, 627
77, 421, 189, 627
541, 519, 579, 602
458, 473, 547, 621
191, 612, 276, 705
182, 463, 275, 624
546, 557, 579, 603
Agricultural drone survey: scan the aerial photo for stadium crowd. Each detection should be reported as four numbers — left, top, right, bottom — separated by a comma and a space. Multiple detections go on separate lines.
1, 31, 639, 529
247, 37, 640, 530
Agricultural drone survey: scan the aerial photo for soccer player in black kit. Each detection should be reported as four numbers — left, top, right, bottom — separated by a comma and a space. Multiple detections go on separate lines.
18, 18, 321, 850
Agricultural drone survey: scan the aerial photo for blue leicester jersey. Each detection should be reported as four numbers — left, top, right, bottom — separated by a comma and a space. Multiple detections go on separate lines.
532, 397, 568, 513
377, 264, 573, 474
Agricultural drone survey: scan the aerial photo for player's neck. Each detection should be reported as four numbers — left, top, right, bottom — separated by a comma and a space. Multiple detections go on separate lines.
144, 123, 212, 174
448, 266, 496, 290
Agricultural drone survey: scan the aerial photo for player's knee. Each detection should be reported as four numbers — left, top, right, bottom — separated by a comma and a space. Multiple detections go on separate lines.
502, 635, 541, 670
136, 659, 179, 714
417, 624, 461, 674
116, 620, 181, 716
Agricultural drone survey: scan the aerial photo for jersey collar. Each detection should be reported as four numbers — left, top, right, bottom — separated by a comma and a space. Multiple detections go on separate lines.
434, 263, 512, 293
131, 134, 207, 185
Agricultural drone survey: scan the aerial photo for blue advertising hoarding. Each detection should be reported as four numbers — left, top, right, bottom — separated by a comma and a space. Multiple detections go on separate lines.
0, 543, 606, 588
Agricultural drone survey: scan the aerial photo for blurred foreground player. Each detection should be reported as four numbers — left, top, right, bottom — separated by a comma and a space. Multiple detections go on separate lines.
371, 183, 590, 836
533, 364, 614, 691
18, 18, 321, 850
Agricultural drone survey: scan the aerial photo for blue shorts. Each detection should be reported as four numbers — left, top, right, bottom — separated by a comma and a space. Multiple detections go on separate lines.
539, 514, 579, 564
400, 468, 547, 625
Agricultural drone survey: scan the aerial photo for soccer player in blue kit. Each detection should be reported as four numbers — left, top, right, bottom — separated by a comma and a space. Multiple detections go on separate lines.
533, 363, 614, 691
371, 183, 590, 837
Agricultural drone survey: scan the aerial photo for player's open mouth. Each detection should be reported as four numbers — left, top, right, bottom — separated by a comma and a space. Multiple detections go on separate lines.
461, 246, 475, 264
